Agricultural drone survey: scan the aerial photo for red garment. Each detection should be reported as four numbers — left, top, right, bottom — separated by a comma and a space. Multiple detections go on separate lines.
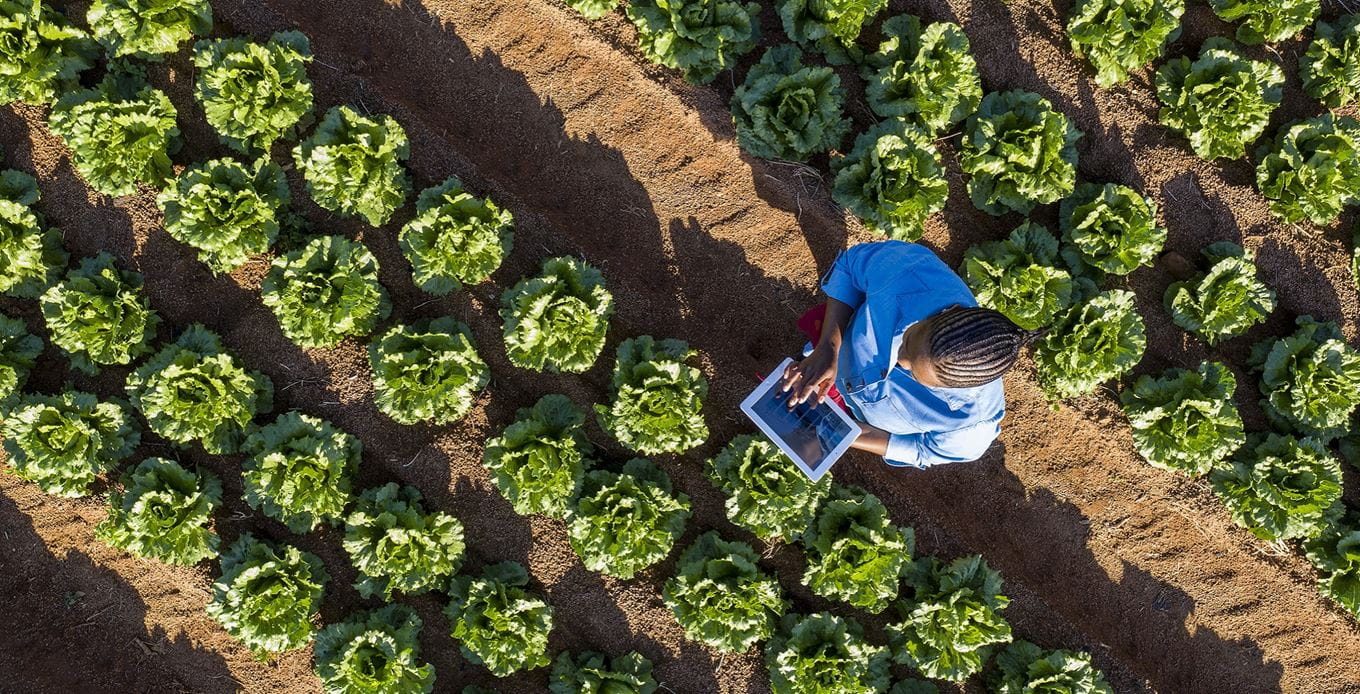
795, 302, 847, 409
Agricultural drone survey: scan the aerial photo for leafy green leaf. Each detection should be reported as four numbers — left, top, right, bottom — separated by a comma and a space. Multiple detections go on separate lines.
0, 310, 41, 402
628, 0, 761, 85
990, 639, 1113, 694
567, 459, 691, 579
1120, 361, 1244, 476
764, 612, 891, 693
564, 0, 615, 19
0, 0, 97, 105
158, 157, 290, 274
192, 32, 314, 153
776, 0, 887, 65
126, 324, 274, 454
95, 457, 221, 565
240, 411, 359, 533
400, 177, 513, 295
887, 555, 1011, 682
831, 119, 948, 241
550, 651, 657, 694
961, 90, 1081, 216
87, 0, 211, 58
1249, 315, 1360, 440
705, 433, 831, 543
40, 252, 159, 374
1255, 114, 1360, 226
2, 389, 139, 497
501, 256, 614, 373
1155, 38, 1283, 160
446, 561, 553, 677
48, 66, 181, 197
293, 105, 410, 226
596, 335, 709, 455
1164, 242, 1274, 345
262, 235, 390, 349
663, 531, 787, 652
207, 533, 328, 657
1208, 0, 1317, 45
483, 394, 593, 519
1059, 182, 1165, 275
1034, 289, 1146, 401
802, 486, 914, 614
1304, 512, 1360, 619
314, 604, 435, 694
0, 172, 65, 298
1301, 14, 1360, 108
1210, 433, 1343, 541
369, 317, 489, 425
862, 15, 981, 132
1067, 0, 1183, 87
343, 483, 464, 600
960, 222, 1073, 331
730, 45, 850, 161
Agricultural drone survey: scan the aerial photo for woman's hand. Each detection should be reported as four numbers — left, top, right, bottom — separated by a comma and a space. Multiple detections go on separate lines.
780, 344, 838, 408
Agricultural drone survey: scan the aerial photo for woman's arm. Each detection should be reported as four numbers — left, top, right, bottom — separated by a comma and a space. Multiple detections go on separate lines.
780, 298, 854, 407
849, 422, 891, 456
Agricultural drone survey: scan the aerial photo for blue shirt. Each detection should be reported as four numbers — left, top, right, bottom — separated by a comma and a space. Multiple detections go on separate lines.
821, 241, 1006, 468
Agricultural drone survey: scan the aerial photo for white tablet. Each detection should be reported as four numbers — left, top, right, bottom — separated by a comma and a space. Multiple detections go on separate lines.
740, 357, 864, 482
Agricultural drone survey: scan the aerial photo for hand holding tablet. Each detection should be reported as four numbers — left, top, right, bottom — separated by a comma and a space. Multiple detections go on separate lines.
741, 358, 863, 481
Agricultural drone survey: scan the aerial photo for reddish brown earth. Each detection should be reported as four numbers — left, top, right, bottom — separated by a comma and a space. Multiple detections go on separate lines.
3, 0, 1360, 692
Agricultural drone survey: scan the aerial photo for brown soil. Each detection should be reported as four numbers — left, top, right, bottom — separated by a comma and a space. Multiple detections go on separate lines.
3, 0, 1360, 693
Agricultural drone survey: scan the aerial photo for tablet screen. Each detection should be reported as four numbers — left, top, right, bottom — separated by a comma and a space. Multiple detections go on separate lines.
741, 358, 863, 481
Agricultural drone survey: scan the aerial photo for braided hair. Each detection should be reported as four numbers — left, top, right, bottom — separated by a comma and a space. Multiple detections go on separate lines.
926, 306, 1041, 388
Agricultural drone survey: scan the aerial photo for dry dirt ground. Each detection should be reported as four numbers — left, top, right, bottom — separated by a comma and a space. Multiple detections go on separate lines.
2, 0, 1360, 692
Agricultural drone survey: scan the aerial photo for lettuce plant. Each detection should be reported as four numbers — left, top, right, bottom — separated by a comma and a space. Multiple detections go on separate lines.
627, 0, 760, 85
564, 0, 615, 19
1164, 242, 1274, 345
192, 32, 314, 153
1255, 114, 1360, 226
705, 434, 831, 543
1210, 433, 1343, 541
776, 0, 886, 65
0, 0, 97, 105
240, 411, 360, 533
95, 457, 221, 565
961, 90, 1081, 216
344, 483, 465, 600
369, 317, 489, 425
48, 67, 180, 197
400, 177, 513, 295
550, 651, 657, 694
1208, 0, 1317, 45
0, 311, 41, 402
831, 120, 948, 241
40, 253, 159, 373
207, 533, 329, 657
314, 604, 435, 694
158, 157, 290, 274
126, 324, 274, 454
1034, 290, 1146, 402
262, 235, 390, 349
730, 45, 850, 161
597, 335, 709, 455
1067, 0, 1183, 86
764, 612, 891, 693
1249, 316, 1360, 440
887, 555, 1012, 682
2, 390, 139, 497
990, 640, 1113, 694
1155, 38, 1283, 160
1060, 182, 1166, 276
87, 0, 211, 58
0, 174, 66, 299
567, 459, 691, 579
446, 561, 553, 677
483, 394, 593, 519
862, 15, 981, 133
1120, 362, 1244, 476
802, 486, 914, 614
663, 531, 786, 653
1301, 14, 1360, 108
1304, 514, 1360, 618
500, 256, 613, 373
294, 106, 410, 226
961, 222, 1073, 331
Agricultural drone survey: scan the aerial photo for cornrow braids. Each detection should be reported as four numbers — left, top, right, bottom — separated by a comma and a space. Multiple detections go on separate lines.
926, 306, 1036, 388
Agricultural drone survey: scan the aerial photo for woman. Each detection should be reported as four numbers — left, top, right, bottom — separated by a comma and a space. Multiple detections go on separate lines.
781, 240, 1036, 468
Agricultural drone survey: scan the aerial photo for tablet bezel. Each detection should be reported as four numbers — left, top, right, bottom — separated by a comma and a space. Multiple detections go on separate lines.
740, 357, 864, 482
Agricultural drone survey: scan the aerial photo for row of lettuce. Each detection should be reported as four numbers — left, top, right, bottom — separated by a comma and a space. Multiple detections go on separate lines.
0, 1, 1117, 692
